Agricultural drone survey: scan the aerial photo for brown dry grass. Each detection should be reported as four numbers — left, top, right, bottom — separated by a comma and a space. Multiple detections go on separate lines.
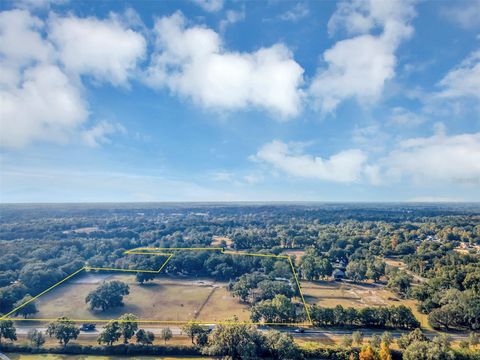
281, 250, 305, 264
301, 279, 430, 329
211, 236, 233, 247
30, 274, 249, 323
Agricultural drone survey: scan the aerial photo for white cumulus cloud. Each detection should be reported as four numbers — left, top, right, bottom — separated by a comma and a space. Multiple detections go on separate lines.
279, 3, 309, 22
81, 121, 126, 147
441, 0, 480, 30
0, 9, 146, 148
0, 9, 53, 68
310, 0, 416, 114
191, 0, 223, 12
436, 50, 480, 100
49, 14, 146, 86
145, 12, 304, 119
253, 125, 480, 187
383, 125, 480, 184
219, 7, 245, 32
388, 107, 425, 127
0, 64, 88, 148
422, 50, 480, 115
253, 140, 368, 183
0, 10, 87, 148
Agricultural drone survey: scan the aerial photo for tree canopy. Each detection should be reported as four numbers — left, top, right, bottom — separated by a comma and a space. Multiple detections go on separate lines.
85, 280, 129, 311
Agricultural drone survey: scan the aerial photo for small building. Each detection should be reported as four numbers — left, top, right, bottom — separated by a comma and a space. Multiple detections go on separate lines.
333, 259, 347, 270
332, 269, 345, 281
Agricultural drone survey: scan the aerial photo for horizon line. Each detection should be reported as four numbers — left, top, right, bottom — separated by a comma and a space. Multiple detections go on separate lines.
1, 200, 479, 206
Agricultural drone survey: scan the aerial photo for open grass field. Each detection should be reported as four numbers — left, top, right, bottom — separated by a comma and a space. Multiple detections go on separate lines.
301, 279, 430, 329
28, 273, 250, 323
211, 236, 233, 247
62, 226, 99, 235
280, 250, 305, 264
301, 280, 400, 308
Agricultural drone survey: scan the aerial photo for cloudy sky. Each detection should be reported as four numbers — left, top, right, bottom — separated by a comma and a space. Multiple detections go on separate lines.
0, 0, 479, 202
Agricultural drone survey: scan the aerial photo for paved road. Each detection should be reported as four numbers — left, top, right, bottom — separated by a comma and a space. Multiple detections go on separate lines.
297, 328, 469, 341
13, 324, 470, 341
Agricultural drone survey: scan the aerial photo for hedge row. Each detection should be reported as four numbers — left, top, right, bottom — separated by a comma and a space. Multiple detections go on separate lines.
300, 347, 403, 360
0, 343, 200, 356
3, 343, 478, 360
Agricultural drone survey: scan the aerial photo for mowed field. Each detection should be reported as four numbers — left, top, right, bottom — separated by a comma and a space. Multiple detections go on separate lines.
301, 280, 430, 328
28, 273, 250, 323
302, 280, 401, 308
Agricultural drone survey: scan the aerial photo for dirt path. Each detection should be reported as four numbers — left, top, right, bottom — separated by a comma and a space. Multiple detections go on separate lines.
194, 287, 218, 320
385, 258, 427, 283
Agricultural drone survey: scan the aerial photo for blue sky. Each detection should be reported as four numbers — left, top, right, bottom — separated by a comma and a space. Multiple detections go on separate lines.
0, 0, 479, 202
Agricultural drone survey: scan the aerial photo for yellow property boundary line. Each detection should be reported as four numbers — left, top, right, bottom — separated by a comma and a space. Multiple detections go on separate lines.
1, 247, 312, 326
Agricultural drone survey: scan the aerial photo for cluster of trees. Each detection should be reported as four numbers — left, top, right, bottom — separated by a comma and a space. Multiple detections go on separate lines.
310, 304, 419, 329
300, 252, 333, 280
229, 272, 296, 303
340, 328, 480, 360
1, 316, 302, 359
409, 252, 480, 330
385, 269, 413, 298
250, 295, 302, 323
0, 319, 17, 344
183, 317, 302, 360
340, 330, 394, 360
397, 329, 457, 360
96, 314, 161, 346
345, 259, 386, 283
425, 289, 480, 330
162, 249, 297, 282
227, 270, 304, 324
0, 234, 135, 316
85, 280, 130, 311
12, 295, 38, 318
46, 317, 80, 347
0, 315, 171, 349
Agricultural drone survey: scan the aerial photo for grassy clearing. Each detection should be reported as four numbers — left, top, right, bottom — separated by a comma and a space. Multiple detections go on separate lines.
30, 274, 249, 323
196, 286, 250, 322
280, 250, 305, 264
62, 227, 99, 235
384, 258, 405, 268
301, 280, 431, 329
211, 236, 233, 247
302, 280, 403, 308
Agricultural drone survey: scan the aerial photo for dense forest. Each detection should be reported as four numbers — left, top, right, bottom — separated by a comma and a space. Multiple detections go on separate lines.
1, 203, 479, 331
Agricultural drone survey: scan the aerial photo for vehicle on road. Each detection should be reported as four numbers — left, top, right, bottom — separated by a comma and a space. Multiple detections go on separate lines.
80, 323, 96, 331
